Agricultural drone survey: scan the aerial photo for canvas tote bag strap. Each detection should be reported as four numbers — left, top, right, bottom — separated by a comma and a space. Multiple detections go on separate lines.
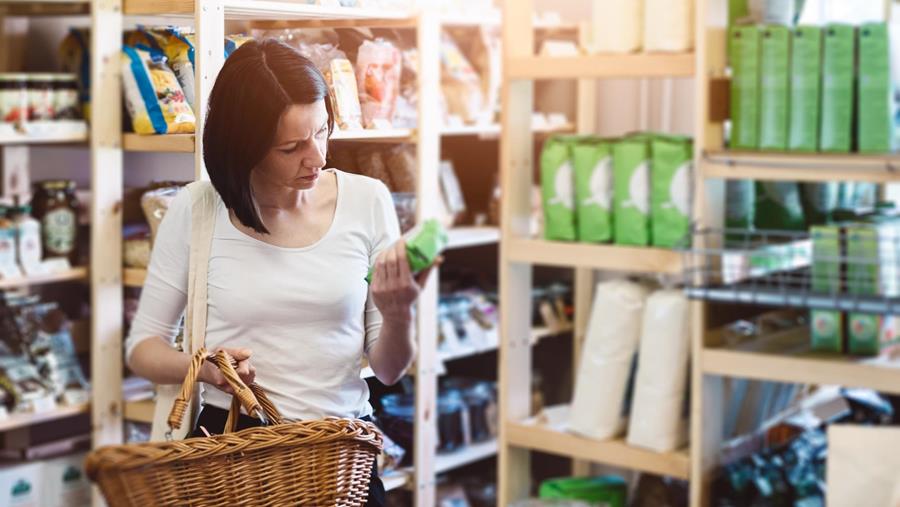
149, 181, 219, 442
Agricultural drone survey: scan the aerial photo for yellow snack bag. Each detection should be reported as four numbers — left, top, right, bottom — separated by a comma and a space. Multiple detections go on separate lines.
146, 27, 196, 110
122, 46, 195, 135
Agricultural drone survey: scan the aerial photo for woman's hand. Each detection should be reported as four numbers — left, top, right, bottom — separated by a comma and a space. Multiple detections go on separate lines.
371, 239, 440, 322
198, 347, 256, 395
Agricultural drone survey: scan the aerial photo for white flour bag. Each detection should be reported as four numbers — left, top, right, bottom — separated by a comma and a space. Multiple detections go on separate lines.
570, 280, 650, 440
627, 289, 691, 452
644, 0, 694, 52
591, 0, 643, 53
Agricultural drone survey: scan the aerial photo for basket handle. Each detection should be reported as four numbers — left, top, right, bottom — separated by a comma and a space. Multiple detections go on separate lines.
224, 383, 284, 433
168, 348, 264, 432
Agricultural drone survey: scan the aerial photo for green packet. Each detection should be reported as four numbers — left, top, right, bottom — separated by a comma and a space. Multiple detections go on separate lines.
366, 218, 448, 284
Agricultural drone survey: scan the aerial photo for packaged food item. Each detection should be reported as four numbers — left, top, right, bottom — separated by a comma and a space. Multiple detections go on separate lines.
11, 205, 42, 275
356, 39, 401, 129
52, 74, 81, 120
25, 74, 55, 121
0, 74, 28, 123
0, 206, 21, 278
439, 160, 465, 226
788, 26, 822, 152
571, 137, 613, 243
570, 280, 648, 440
366, 218, 447, 283
140, 186, 180, 245
356, 146, 394, 189
810, 309, 843, 353
384, 145, 416, 193
225, 34, 254, 58
810, 224, 843, 294
391, 193, 416, 234
857, 22, 896, 153
627, 289, 690, 453
436, 389, 465, 452
540, 136, 577, 241
650, 135, 693, 248
122, 45, 196, 134
59, 28, 91, 120
729, 25, 761, 150
801, 183, 839, 226
30, 181, 79, 264
0, 355, 53, 413
124, 237, 151, 269
590, 0, 642, 53
539, 476, 627, 507
820, 24, 855, 153
643, 0, 693, 52
613, 135, 651, 246
440, 32, 484, 125
297, 42, 363, 131
758, 25, 790, 151
754, 182, 805, 231
447, 26, 500, 125
146, 27, 197, 110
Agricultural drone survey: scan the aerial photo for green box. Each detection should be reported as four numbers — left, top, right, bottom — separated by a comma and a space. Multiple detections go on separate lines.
754, 181, 806, 230
820, 24, 856, 153
810, 309, 844, 353
845, 219, 900, 298
613, 135, 651, 246
847, 312, 883, 356
729, 25, 761, 150
759, 25, 791, 150
540, 136, 578, 241
540, 476, 627, 507
788, 26, 823, 152
810, 224, 843, 294
650, 135, 693, 248
571, 137, 614, 243
857, 22, 896, 153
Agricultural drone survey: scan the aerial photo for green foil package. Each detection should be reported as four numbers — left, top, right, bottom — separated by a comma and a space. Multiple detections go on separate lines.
540, 136, 578, 241
571, 137, 614, 243
857, 22, 896, 153
613, 135, 652, 246
366, 218, 447, 283
650, 135, 693, 248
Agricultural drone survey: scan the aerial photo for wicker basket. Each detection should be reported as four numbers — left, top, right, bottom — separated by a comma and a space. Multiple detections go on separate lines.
86, 349, 383, 506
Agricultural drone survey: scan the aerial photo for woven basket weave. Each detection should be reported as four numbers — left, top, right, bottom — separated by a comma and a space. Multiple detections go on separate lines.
86, 349, 383, 506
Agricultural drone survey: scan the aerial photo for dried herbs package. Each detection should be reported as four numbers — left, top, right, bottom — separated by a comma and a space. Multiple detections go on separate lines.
366, 219, 447, 283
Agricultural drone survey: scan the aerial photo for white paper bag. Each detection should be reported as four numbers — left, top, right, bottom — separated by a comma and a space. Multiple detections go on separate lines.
626, 290, 691, 452
570, 280, 649, 440
590, 0, 643, 53
644, 0, 694, 52
827, 425, 900, 507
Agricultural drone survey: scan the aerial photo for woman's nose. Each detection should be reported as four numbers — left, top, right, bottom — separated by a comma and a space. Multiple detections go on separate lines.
303, 142, 327, 168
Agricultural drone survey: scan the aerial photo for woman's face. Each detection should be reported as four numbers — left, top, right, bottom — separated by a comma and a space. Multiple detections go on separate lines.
254, 100, 329, 191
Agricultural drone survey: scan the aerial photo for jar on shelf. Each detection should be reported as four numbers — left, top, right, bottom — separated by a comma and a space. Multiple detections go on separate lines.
31, 180, 79, 265
27, 74, 55, 121
52, 74, 80, 120
0, 74, 28, 124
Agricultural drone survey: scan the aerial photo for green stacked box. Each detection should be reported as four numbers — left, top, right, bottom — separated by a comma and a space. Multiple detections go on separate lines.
755, 181, 806, 230
650, 135, 693, 248
820, 24, 856, 152
571, 138, 614, 243
729, 25, 761, 150
540, 136, 578, 241
759, 25, 791, 150
788, 26, 823, 152
613, 135, 652, 246
857, 22, 896, 153
539, 476, 627, 507
810, 224, 845, 352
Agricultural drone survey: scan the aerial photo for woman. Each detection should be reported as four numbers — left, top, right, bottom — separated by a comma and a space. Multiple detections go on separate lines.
126, 39, 431, 506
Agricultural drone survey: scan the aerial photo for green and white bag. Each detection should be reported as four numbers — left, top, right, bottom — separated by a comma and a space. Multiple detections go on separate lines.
571, 138, 614, 243
650, 136, 693, 248
540, 136, 578, 241
613, 136, 651, 246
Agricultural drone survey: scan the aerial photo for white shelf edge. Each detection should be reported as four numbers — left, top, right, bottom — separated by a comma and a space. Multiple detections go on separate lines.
434, 438, 498, 474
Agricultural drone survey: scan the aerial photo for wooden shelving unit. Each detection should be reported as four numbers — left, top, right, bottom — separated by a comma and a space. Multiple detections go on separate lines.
506, 53, 696, 80
505, 239, 683, 273
0, 267, 89, 290
446, 226, 501, 250
701, 150, 900, 183
0, 121, 88, 145
0, 403, 90, 433
122, 267, 147, 288
434, 438, 499, 474
123, 133, 195, 153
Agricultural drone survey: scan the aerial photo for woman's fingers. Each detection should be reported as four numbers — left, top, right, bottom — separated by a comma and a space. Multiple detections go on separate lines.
414, 256, 443, 287
395, 240, 411, 282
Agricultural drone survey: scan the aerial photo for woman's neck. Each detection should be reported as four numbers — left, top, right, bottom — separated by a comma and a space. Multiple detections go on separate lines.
249, 172, 316, 211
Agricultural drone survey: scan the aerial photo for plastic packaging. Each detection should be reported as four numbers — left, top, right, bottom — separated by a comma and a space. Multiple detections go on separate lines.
440, 32, 485, 125
570, 280, 649, 440
643, 0, 693, 52
356, 39, 401, 129
224, 34, 253, 58
650, 135, 693, 248
147, 27, 197, 110
59, 29, 91, 120
627, 290, 691, 453
571, 138, 613, 243
590, 0, 642, 53
366, 218, 447, 283
297, 42, 363, 131
122, 46, 196, 134
140, 186, 181, 245
540, 136, 577, 241
613, 135, 651, 246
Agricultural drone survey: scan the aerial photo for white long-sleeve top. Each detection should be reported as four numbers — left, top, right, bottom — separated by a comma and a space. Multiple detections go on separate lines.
125, 169, 399, 420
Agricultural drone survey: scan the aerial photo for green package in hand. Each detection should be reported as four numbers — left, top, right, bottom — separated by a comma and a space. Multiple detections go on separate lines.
366, 218, 448, 284
540, 136, 578, 241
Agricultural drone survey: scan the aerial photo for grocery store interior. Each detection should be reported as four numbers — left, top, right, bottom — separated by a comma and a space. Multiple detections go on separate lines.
0, 0, 899, 506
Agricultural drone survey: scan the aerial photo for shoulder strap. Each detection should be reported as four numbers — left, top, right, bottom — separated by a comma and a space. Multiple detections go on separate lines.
184, 180, 217, 355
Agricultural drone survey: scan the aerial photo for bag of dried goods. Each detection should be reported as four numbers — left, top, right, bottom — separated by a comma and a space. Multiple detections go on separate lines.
59, 29, 91, 120
297, 42, 363, 131
356, 39, 402, 129
440, 32, 484, 125
141, 186, 181, 245
540, 136, 577, 241
146, 27, 197, 110
122, 46, 196, 134
224, 34, 254, 58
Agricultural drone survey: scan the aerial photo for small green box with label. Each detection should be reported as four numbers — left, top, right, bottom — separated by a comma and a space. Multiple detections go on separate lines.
820, 24, 856, 152
857, 22, 896, 153
810, 309, 844, 353
759, 25, 791, 150
729, 25, 761, 150
788, 26, 823, 152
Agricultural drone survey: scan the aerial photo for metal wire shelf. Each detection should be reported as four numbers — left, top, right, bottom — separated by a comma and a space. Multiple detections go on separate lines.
681, 227, 900, 314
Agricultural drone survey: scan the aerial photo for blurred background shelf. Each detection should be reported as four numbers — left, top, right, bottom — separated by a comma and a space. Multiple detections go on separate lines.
0, 403, 90, 433
701, 151, 900, 183
0, 267, 88, 290
505, 239, 683, 274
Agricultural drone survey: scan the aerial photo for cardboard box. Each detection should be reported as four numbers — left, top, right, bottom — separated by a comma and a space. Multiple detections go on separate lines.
857, 22, 896, 153
0, 462, 43, 507
810, 309, 843, 353
42, 452, 90, 507
788, 26, 822, 152
819, 24, 856, 153
729, 25, 761, 149
810, 224, 843, 293
759, 25, 791, 150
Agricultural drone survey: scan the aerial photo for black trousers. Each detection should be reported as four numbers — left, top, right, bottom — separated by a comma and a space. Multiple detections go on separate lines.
191, 405, 386, 507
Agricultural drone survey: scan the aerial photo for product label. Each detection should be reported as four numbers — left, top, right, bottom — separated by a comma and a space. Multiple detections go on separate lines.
0, 89, 28, 123
42, 208, 76, 256
0, 229, 16, 267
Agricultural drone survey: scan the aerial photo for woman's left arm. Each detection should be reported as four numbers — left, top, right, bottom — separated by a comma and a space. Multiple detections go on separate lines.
366, 239, 436, 385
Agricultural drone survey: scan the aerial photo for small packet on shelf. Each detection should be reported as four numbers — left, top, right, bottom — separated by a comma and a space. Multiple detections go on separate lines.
146, 27, 197, 110
356, 39, 401, 129
122, 46, 196, 134
366, 219, 447, 283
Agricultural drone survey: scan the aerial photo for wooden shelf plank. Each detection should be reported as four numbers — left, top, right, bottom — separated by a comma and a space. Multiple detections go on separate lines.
123, 268, 147, 288
702, 347, 900, 396
123, 399, 155, 424
506, 413, 690, 480
505, 239, 682, 274
507, 53, 696, 80
447, 226, 500, 250
434, 439, 498, 474
702, 151, 900, 183
123, 133, 195, 153
0, 0, 89, 16
0, 403, 89, 433
0, 121, 88, 145
441, 123, 574, 138
124, 0, 414, 21
437, 325, 571, 364
330, 128, 414, 142
0, 267, 88, 290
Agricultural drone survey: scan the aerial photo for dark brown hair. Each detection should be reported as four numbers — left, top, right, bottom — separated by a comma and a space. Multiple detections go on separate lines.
203, 39, 334, 234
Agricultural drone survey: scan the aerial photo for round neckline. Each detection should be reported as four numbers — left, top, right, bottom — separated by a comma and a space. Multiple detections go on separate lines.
222, 168, 343, 252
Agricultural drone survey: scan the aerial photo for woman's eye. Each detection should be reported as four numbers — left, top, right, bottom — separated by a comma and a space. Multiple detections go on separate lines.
279, 145, 299, 154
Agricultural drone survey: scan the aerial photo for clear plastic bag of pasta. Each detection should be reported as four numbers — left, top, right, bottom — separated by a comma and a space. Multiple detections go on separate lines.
146, 26, 197, 110
122, 46, 196, 134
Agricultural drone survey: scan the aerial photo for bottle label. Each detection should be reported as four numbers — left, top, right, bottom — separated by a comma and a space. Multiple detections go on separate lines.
43, 208, 76, 256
